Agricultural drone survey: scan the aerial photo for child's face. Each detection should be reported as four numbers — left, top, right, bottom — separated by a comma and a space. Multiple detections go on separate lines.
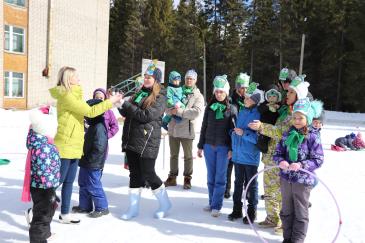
244, 96, 255, 108
94, 91, 105, 101
312, 119, 322, 129
172, 79, 180, 86
293, 112, 307, 129
237, 87, 246, 97
286, 87, 297, 106
214, 90, 227, 102
268, 95, 278, 104
281, 80, 290, 90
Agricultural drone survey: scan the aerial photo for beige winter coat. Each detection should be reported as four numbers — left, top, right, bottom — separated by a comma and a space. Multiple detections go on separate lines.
168, 87, 204, 139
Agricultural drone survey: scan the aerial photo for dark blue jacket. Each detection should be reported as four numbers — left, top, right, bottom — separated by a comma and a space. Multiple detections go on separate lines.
198, 103, 237, 150
231, 106, 261, 166
79, 116, 108, 169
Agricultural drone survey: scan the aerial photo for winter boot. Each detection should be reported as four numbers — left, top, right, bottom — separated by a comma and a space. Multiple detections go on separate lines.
164, 175, 177, 187
121, 188, 142, 220
58, 214, 80, 224
25, 208, 33, 227
243, 207, 257, 224
228, 204, 243, 221
153, 184, 172, 219
183, 176, 192, 189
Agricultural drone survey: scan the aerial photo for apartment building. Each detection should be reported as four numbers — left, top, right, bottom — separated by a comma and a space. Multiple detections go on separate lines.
1, 0, 110, 109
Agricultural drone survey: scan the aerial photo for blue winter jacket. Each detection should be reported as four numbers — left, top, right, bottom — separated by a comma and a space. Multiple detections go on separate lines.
231, 106, 261, 166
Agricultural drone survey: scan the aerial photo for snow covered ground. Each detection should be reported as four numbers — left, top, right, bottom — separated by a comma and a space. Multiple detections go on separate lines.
0, 108, 364, 243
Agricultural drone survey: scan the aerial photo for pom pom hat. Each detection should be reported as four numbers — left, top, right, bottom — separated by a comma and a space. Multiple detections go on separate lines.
29, 106, 58, 138
185, 69, 197, 80
235, 73, 250, 89
168, 71, 181, 84
293, 98, 324, 125
145, 63, 162, 83
265, 88, 282, 103
213, 75, 230, 96
289, 75, 310, 99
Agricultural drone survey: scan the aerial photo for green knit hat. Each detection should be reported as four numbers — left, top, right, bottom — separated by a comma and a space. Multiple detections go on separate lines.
213, 75, 230, 95
235, 73, 250, 89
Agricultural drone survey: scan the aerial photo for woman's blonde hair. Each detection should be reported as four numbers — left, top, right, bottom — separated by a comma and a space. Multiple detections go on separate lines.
57, 66, 77, 91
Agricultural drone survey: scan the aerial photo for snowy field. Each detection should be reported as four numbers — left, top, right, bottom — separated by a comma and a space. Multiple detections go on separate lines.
0, 108, 364, 243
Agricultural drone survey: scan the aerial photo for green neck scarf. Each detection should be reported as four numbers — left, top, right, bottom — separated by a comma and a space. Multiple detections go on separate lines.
210, 102, 226, 120
284, 129, 305, 161
134, 90, 149, 104
278, 105, 290, 122
237, 100, 245, 110
182, 85, 194, 95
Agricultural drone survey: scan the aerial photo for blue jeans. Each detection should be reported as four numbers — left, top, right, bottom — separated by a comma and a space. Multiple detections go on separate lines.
59, 159, 78, 214
233, 163, 258, 210
78, 167, 108, 211
203, 144, 229, 210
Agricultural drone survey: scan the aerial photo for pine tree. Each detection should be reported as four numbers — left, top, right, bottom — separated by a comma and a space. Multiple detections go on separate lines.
107, 0, 145, 86
142, 0, 174, 61
168, 0, 203, 79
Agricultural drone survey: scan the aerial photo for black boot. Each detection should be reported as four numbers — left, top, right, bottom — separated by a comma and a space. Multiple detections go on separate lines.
243, 207, 256, 224
282, 239, 292, 243
228, 204, 243, 221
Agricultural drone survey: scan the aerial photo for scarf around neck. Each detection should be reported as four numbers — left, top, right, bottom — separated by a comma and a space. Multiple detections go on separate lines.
134, 88, 151, 104
210, 102, 227, 120
284, 129, 305, 162
182, 85, 194, 95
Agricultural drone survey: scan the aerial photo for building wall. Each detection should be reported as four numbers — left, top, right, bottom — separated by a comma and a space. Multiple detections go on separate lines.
3, 3, 28, 109
27, 0, 110, 108
0, 1, 3, 107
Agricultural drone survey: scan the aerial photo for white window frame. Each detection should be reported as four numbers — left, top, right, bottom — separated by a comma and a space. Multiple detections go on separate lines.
4, 71, 25, 98
4, 25, 26, 54
4, 0, 26, 8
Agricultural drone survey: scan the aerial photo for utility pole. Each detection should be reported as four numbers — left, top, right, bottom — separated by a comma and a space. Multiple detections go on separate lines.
299, 17, 307, 75
190, 24, 207, 101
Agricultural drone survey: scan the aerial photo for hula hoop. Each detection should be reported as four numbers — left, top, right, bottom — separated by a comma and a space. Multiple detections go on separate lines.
242, 165, 342, 243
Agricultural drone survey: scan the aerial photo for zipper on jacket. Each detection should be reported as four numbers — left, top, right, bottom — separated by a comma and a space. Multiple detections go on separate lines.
140, 125, 154, 157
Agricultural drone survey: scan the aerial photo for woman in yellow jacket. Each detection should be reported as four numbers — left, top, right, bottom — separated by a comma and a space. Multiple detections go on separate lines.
49, 66, 123, 224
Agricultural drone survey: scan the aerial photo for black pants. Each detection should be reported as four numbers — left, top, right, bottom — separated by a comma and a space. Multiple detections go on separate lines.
226, 160, 234, 192
29, 187, 57, 243
126, 149, 163, 190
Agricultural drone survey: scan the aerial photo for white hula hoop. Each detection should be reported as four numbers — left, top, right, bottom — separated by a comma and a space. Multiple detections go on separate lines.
242, 165, 342, 243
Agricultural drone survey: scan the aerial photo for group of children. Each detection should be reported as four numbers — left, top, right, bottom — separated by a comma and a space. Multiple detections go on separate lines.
23, 64, 329, 243
196, 68, 325, 243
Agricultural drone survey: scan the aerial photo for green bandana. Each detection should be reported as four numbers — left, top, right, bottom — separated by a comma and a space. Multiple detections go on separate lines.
278, 105, 289, 122
210, 102, 226, 120
134, 90, 149, 104
246, 82, 258, 95
284, 130, 305, 161
238, 100, 245, 110
182, 86, 194, 95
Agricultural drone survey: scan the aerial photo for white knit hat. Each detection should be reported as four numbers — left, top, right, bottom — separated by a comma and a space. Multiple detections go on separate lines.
289, 75, 310, 99
213, 75, 230, 96
29, 107, 58, 138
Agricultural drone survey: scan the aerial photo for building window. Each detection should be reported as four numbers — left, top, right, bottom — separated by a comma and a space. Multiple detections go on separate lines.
4, 71, 24, 98
4, 25, 25, 53
5, 0, 25, 7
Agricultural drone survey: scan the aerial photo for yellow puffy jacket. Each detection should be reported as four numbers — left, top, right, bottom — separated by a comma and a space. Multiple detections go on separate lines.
49, 85, 112, 159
